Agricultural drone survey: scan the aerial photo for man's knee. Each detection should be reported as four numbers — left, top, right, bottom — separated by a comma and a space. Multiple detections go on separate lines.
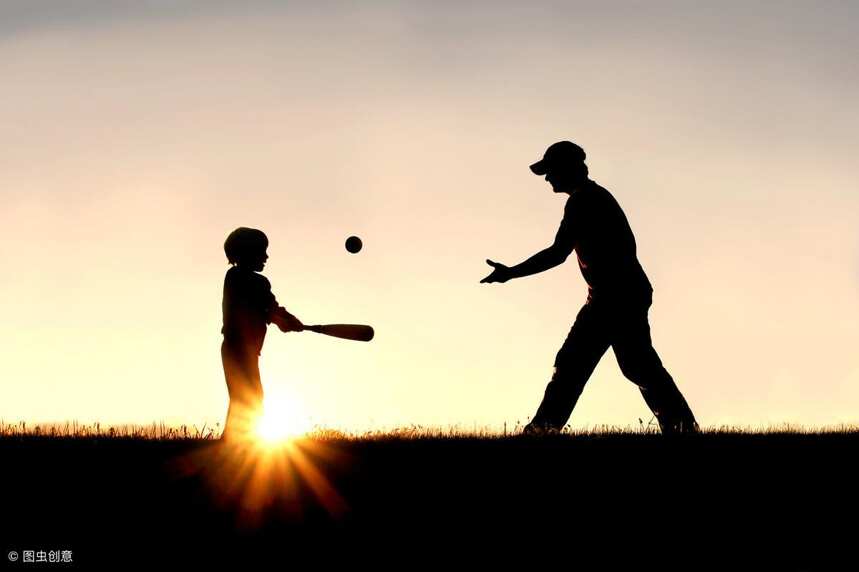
615, 346, 668, 384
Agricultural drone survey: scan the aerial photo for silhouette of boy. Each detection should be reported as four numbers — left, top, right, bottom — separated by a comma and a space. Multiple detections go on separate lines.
481, 141, 698, 435
220, 227, 303, 441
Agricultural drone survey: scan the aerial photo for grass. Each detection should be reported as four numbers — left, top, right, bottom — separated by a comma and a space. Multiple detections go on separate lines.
0, 419, 221, 439
2, 418, 857, 567
2, 418, 858, 441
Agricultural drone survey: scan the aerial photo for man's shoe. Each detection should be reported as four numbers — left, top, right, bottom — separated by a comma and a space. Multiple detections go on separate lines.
659, 418, 700, 436
522, 422, 561, 436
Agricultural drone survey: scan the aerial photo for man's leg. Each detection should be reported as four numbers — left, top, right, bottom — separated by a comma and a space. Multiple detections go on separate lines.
611, 304, 698, 435
526, 303, 610, 432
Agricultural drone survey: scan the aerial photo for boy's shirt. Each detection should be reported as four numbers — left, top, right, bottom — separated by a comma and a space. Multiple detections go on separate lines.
221, 266, 278, 356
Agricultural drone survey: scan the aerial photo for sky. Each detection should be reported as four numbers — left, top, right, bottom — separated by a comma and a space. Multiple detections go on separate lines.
1, 1, 858, 432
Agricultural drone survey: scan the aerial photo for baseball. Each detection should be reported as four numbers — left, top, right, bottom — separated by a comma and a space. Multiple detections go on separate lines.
345, 235, 363, 254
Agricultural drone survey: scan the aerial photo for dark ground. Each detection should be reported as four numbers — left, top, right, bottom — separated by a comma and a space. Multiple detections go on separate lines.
1, 433, 857, 570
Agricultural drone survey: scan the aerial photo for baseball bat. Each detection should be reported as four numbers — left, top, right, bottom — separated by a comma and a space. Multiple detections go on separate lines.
304, 324, 374, 342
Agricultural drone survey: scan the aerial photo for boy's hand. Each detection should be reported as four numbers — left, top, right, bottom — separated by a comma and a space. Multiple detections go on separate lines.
274, 307, 304, 332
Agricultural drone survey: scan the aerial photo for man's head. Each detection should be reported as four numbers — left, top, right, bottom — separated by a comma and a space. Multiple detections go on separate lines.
529, 141, 589, 194
224, 227, 269, 271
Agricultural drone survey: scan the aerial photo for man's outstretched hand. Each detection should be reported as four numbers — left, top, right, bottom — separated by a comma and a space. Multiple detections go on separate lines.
480, 259, 512, 284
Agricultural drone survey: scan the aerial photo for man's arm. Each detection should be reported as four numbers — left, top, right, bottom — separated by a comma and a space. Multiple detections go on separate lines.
480, 243, 572, 283
481, 199, 577, 284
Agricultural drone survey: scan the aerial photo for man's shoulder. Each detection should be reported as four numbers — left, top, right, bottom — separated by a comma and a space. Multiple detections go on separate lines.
566, 180, 606, 208
582, 180, 623, 210
583, 179, 612, 196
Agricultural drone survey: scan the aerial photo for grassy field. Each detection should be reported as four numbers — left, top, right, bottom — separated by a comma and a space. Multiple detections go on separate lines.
2, 422, 857, 569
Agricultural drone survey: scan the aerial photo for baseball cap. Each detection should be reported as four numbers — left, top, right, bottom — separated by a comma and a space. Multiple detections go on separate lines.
529, 141, 586, 175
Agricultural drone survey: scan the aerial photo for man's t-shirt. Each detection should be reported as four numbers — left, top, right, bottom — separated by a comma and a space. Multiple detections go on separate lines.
554, 179, 653, 303
221, 266, 277, 356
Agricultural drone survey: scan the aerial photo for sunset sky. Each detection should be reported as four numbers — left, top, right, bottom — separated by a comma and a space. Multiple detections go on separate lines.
2, 1, 857, 432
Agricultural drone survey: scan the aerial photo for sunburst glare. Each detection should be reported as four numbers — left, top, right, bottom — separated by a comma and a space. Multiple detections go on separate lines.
255, 390, 312, 444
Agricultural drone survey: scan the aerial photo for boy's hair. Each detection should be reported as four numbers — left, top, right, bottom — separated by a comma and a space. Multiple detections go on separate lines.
224, 227, 268, 265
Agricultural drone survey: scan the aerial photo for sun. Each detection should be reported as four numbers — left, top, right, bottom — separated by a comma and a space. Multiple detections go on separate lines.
254, 392, 312, 444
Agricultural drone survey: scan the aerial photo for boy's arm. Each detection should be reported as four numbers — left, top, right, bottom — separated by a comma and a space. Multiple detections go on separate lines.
258, 275, 303, 332
271, 306, 304, 332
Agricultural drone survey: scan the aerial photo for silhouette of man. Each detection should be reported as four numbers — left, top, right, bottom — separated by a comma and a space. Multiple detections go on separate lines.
481, 141, 698, 435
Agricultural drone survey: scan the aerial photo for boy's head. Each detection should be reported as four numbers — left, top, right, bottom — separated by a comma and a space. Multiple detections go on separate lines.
224, 227, 269, 271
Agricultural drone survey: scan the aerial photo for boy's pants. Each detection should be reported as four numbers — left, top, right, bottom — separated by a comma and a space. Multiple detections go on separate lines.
221, 341, 264, 440
529, 295, 698, 434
